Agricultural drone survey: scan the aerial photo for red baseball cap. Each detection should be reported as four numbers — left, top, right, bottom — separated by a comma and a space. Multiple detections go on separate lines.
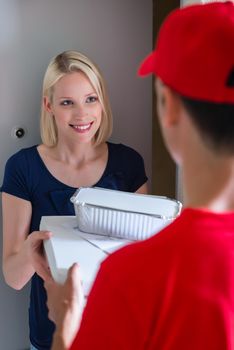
138, 1, 234, 103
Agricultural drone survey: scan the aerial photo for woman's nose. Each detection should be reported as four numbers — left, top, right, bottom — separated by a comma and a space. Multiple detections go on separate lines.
73, 104, 88, 119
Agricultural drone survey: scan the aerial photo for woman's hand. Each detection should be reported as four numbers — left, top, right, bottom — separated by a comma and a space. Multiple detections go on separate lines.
45, 263, 84, 350
2, 192, 53, 289
23, 230, 53, 282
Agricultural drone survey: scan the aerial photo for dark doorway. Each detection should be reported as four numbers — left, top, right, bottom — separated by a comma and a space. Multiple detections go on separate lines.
152, 0, 180, 198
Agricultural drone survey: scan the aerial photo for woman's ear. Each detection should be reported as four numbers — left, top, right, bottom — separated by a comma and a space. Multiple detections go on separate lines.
43, 96, 53, 114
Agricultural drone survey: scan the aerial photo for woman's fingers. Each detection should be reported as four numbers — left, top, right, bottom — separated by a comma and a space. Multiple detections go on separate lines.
30, 231, 52, 248
27, 230, 53, 281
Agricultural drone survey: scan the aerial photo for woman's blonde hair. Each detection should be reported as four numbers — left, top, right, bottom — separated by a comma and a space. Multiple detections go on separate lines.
40, 50, 113, 147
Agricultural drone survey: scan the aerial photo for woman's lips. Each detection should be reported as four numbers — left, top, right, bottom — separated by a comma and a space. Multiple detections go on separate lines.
70, 122, 93, 133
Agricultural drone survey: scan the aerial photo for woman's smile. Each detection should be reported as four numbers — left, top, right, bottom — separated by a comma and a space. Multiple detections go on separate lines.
69, 122, 93, 133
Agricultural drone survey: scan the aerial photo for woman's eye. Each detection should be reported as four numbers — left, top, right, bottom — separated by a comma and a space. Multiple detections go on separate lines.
61, 100, 73, 106
86, 96, 98, 103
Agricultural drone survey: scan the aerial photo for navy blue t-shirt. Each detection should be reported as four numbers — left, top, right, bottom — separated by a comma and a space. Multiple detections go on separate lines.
1, 142, 147, 350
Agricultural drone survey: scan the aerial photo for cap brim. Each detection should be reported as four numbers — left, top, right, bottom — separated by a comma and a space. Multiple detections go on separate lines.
138, 52, 156, 76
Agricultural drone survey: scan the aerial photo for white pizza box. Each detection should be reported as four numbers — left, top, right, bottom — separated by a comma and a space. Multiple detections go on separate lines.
41, 216, 130, 296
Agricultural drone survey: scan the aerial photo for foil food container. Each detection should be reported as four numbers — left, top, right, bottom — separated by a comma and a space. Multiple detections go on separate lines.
70, 187, 182, 241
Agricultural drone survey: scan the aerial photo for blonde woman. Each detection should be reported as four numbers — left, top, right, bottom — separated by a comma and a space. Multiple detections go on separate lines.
1, 50, 148, 350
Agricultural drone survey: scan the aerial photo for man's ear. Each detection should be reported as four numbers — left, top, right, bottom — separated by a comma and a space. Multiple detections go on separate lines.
43, 96, 53, 114
162, 86, 181, 127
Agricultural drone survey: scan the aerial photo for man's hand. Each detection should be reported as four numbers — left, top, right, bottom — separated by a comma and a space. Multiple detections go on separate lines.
45, 263, 84, 350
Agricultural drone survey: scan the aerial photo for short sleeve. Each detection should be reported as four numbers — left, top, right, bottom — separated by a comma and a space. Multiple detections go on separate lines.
119, 144, 148, 192
1, 151, 31, 201
128, 149, 148, 192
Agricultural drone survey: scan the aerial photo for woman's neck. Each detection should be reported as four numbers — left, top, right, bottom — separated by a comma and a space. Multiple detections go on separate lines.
51, 140, 99, 166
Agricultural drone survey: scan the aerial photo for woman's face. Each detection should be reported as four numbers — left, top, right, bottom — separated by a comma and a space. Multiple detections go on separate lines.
44, 71, 103, 145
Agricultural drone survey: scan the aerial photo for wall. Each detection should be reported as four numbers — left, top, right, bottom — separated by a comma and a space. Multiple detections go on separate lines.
0, 1, 152, 349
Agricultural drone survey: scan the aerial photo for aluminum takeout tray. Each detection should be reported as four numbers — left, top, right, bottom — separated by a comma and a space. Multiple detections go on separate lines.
70, 187, 182, 241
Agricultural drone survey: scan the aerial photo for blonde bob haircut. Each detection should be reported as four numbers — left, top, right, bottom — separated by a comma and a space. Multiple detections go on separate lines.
40, 50, 113, 147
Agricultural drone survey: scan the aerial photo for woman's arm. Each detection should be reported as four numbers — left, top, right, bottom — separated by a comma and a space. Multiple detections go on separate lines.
135, 182, 148, 194
2, 192, 52, 290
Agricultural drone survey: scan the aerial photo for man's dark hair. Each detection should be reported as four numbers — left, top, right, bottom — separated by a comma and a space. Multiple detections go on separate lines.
180, 96, 234, 155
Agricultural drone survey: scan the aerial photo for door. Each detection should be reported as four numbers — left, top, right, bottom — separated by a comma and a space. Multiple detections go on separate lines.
152, 0, 180, 198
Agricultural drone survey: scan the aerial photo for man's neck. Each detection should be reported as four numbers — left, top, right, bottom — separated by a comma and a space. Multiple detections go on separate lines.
182, 152, 234, 212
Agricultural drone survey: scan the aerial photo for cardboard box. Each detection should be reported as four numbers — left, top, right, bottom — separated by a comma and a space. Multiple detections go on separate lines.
40, 216, 130, 296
